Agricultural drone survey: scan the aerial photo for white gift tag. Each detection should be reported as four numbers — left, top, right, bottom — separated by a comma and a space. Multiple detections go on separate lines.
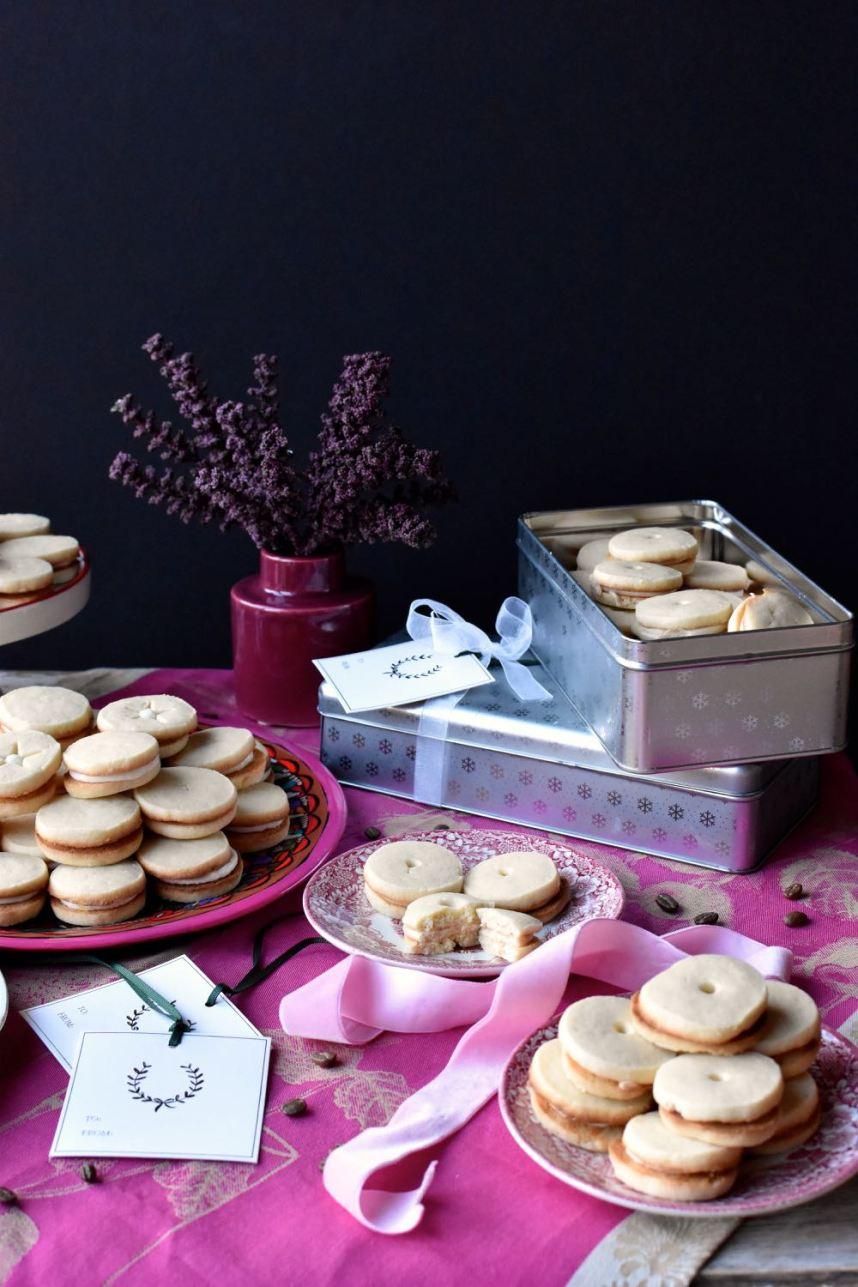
314, 640, 494, 713
51, 1031, 270, 1163
22, 955, 260, 1073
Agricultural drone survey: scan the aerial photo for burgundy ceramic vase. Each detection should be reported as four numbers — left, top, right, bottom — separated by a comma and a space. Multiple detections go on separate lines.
231, 546, 375, 727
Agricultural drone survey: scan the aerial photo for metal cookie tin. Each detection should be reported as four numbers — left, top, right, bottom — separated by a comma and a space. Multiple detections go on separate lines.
318, 660, 819, 874
518, 501, 852, 772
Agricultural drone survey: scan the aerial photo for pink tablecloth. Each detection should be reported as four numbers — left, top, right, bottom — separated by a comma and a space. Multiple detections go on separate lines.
1, 669, 855, 1285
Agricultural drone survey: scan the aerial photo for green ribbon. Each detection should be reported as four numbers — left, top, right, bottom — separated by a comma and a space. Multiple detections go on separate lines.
205, 918, 325, 1006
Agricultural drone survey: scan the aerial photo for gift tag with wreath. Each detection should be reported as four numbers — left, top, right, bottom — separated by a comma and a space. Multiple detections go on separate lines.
51, 1031, 270, 1163
314, 639, 493, 713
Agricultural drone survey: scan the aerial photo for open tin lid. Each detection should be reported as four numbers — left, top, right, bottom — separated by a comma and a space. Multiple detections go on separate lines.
318, 654, 790, 800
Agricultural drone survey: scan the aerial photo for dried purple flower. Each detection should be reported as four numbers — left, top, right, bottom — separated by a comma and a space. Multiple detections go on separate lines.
109, 338, 454, 555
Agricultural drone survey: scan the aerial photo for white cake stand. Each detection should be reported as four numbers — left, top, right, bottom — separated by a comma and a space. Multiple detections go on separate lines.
0, 550, 91, 647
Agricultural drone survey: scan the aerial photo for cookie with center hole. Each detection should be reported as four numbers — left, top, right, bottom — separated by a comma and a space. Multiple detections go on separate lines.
591, 560, 682, 610
632, 588, 734, 640
463, 850, 560, 914
401, 891, 480, 954
362, 840, 463, 919
654, 1051, 784, 1148
558, 996, 675, 1101
608, 1111, 741, 1201
633, 954, 768, 1049
608, 527, 698, 574
527, 1038, 651, 1153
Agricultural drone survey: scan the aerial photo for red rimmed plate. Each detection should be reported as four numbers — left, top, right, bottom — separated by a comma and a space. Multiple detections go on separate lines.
0, 731, 347, 952
0, 549, 91, 645
500, 1021, 858, 1218
303, 828, 625, 977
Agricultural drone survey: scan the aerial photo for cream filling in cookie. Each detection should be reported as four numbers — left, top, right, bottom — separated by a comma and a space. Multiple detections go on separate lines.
226, 749, 255, 773
0, 892, 42, 905
164, 851, 239, 885
68, 755, 160, 784
229, 818, 286, 833
58, 891, 141, 910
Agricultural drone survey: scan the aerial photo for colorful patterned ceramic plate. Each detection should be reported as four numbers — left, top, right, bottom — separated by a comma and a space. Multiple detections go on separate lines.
500, 1021, 858, 1217
0, 730, 347, 952
0, 549, 91, 646
303, 828, 624, 977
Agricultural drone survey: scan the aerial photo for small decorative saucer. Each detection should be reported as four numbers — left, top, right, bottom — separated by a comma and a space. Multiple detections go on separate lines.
303, 828, 624, 977
500, 1021, 858, 1218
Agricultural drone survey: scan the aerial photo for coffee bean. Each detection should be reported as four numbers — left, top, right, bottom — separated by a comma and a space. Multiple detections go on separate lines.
80, 1163, 98, 1184
785, 910, 809, 927
784, 882, 804, 900
310, 1050, 338, 1068
0, 1188, 17, 1206
364, 826, 381, 840
694, 911, 719, 925
655, 893, 680, 915
282, 1098, 307, 1117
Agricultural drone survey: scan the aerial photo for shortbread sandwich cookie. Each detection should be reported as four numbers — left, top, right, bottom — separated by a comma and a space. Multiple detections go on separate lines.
168, 726, 267, 787
0, 851, 49, 925
401, 892, 480, 954
683, 560, 750, 593
477, 906, 542, 962
64, 731, 160, 799
464, 850, 561, 915
0, 813, 42, 856
135, 766, 238, 838
0, 685, 93, 746
0, 534, 80, 569
0, 513, 51, 540
750, 1071, 821, 1154
558, 996, 675, 1101
591, 560, 682, 610
608, 527, 698, 575
632, 589, 734, 640
225, 781, 290, 853
49, 859, 146, 926
745, 558, 781, 588
728, 588, 813, 632
0, 730, 62, 817
528, 1039, 651, 1152
97, 694, 197, 758
752, 979, 821, 1078
608, 1112, 741, 1201
655, 1051, 784, 1148
35, 795, 143, 867
363, 840, 463, 919
137, 832, 243, 903
0, 555, 54, 596
575, 538, 613, 571
632, 954, 768, 1051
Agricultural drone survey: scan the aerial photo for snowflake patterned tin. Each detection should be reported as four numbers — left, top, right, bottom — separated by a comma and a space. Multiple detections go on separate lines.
518, 501, 852, 772
318, 657, 819, 873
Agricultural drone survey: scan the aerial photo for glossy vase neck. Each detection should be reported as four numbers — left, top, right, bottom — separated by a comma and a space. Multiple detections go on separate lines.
259, 547, 345, 594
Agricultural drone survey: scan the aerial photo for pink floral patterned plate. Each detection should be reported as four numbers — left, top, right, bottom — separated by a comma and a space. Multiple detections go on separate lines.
303, 828, 624, 977
500, 1021, 858, 1217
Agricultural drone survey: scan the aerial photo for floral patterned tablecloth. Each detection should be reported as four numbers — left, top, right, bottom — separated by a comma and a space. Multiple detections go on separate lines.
0, 669, 855, 1286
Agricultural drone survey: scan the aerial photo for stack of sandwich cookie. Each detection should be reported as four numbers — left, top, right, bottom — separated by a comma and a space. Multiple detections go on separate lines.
527, 1039, 651, 1152
632, 589, 734, 641
0, 852, 50, 926
0, 730, 62, 817
684, 560, 750, 593
97, 694, 197, 758
750, 1071, 821, 1155
49, 860, 146, 925
0, 513, 51, 539
134, 766, 238, 838
0, 814, 43, 856
558, 996, 674, 1100
463, 851, 569, 922
653, 1051, 784, 1148
401, 892, 480, 954
476, 907, 542, 961
0, 534, 80, 569
63, 732, 161, 799
591, 560, 681, 610
168, 726, 268, 789
630, 955, 768, 1054
607, 527, 698, 576
363, 840, 463, 918
0, 554, 54, 605
0, 686, 94, 750
35, 796, 143, 866
225, 781, 290, 853
137, 832, 243, 903
609, 1112, 742, 1200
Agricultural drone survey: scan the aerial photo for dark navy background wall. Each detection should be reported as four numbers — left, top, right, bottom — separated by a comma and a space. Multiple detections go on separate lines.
1, 1, 855, 669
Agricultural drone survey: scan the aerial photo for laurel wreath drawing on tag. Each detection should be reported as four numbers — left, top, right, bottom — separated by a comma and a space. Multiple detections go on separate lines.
126, 1001, 195, 1033
126, 1061, 205, 1111
384, 653, 443, 681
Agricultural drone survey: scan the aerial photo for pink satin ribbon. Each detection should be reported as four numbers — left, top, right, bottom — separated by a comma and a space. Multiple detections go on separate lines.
280, 920, 791, 1233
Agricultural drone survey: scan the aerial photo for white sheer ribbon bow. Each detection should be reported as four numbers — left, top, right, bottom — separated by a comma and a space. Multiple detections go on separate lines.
404, 597, 551, 804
